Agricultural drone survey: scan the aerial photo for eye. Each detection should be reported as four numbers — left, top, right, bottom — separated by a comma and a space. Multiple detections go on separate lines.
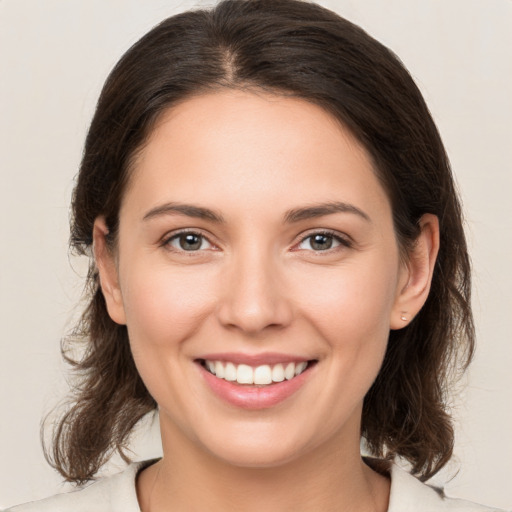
296, 231, 350, 252
164, 231, 213, 252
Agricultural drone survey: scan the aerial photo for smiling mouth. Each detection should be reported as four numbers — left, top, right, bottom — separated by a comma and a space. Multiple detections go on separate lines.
199, 359, 316, 386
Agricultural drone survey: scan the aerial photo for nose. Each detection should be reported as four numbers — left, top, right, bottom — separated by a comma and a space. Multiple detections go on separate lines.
216, 247, 293, 335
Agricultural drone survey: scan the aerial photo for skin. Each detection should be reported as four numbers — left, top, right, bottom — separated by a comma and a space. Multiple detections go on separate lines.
94, 90, 439, 512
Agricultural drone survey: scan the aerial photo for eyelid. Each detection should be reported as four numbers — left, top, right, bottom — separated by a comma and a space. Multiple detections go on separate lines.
161, 228, 218, 252
159, 228, 352, 253
293, 229, 353, 251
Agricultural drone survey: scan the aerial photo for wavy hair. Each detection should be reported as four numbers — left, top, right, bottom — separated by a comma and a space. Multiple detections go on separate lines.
44, 0, 474, 484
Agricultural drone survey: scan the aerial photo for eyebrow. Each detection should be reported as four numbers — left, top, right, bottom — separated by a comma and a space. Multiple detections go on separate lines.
283, 201, 371, 223
143, 203, 226, 223
142, 200, 370, 224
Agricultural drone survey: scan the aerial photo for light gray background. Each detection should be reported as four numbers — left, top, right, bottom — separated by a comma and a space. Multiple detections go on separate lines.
1, 0, 511, 509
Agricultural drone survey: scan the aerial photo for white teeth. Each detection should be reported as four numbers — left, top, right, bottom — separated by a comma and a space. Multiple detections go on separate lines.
204, 360, 310, 385
284, 362, 295, 380
237, 364, 254, 384
254, 365, 272, 385
295, 361, 307, 376
215, 361, 225, 378
206, 360, 216, 374
224, 362, 237, 381
271, 363, 285, 382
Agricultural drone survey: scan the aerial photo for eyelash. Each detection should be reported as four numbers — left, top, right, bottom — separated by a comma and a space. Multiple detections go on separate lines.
161, 229, 352, 254
295, 230, 353, 252
162, 229, 215, 254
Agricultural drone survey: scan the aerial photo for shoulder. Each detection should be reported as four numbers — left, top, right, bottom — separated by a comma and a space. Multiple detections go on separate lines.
388, 463, 507, 512
3, 461, 152, 512
4, 460, 508, 512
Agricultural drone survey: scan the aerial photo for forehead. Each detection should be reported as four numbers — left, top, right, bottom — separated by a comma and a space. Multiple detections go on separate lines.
123, 89, 390, 221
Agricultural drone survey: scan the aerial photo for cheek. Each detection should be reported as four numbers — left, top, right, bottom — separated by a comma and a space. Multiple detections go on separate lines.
289, 254, 399, 407
120, 262, 218, 349
293, 256, 400, 345
292, 258, 399, 418
118, 263, 220, 416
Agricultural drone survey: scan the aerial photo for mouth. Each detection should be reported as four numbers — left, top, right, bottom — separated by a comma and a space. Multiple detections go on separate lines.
195, 353, 318, 409
197, 359, 317, 386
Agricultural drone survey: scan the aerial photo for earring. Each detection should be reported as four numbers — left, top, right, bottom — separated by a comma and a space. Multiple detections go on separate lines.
400, 313, 408, 321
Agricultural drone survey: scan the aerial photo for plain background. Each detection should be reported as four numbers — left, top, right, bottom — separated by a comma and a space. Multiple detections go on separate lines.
1, 0, 511, 509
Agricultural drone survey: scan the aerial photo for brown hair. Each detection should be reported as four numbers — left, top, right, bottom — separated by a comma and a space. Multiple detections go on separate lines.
45, 0, 474, 484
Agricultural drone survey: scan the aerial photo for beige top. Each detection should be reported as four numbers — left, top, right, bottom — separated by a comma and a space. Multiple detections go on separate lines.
4, 460, 506, 512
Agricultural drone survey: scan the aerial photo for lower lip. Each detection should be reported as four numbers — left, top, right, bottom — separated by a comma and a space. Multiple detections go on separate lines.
198, 363, 313, 410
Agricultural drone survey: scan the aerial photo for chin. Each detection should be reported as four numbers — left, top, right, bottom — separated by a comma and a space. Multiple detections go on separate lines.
192, 416, 340, 470
205, 439, 307, 469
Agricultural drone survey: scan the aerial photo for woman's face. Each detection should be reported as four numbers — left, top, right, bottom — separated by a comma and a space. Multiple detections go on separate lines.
98, 90, 412, 467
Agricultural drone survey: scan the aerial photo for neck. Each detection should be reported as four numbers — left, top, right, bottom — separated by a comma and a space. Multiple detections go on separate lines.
137, 417, 390, 512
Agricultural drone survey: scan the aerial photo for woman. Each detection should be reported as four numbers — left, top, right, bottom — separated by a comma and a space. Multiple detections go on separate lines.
4, 0, 507, 510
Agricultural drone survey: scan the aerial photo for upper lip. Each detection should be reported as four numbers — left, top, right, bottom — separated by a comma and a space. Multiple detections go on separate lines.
196, 352, 313, 366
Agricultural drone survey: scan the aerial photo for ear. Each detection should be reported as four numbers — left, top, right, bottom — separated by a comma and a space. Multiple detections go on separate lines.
390, 213, 440, 330
93, 217, 127, 325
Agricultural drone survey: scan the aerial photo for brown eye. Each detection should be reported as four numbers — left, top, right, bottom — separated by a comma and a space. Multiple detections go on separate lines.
309, 234, 334, 251
166, 232, 212, 251
297, 231, 350, 252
